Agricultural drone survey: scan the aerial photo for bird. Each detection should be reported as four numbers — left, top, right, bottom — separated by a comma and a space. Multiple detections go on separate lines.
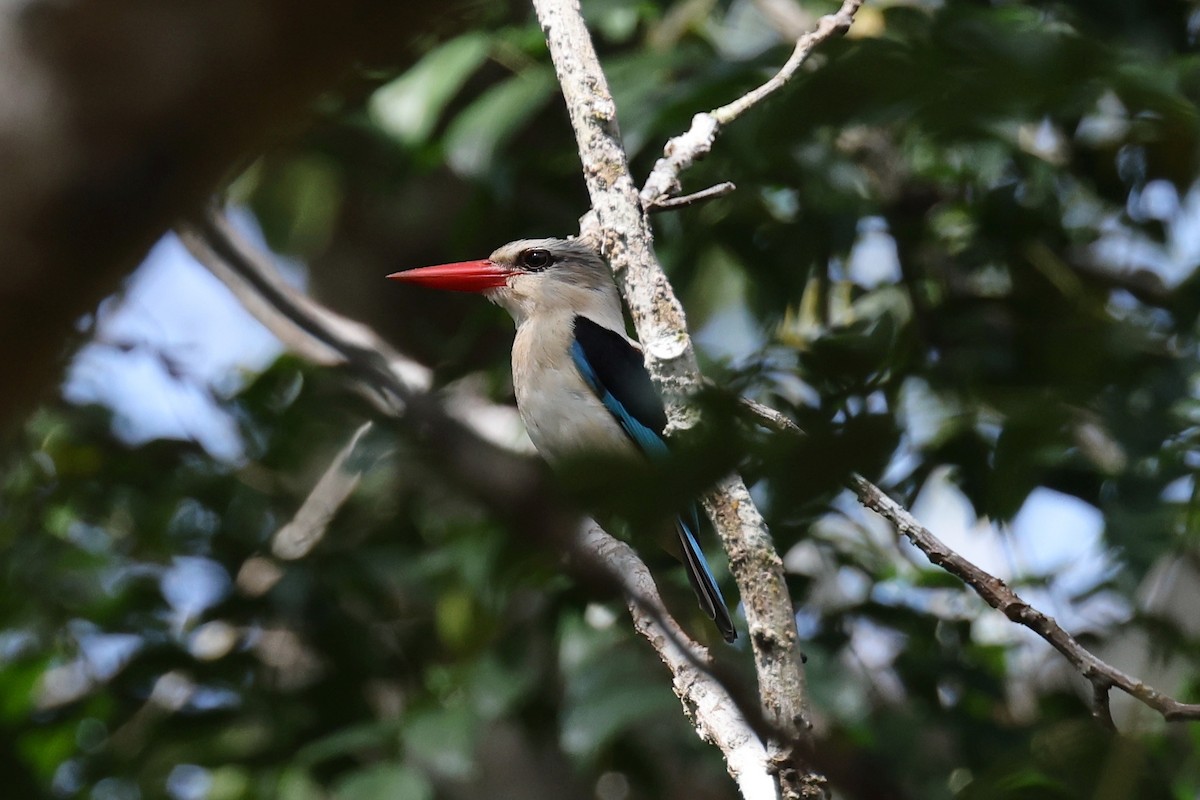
388, 237, 737, 642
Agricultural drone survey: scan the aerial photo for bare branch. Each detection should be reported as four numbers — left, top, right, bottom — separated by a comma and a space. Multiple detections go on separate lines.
646, 182, 737, 213
578, 522, 777, 800
710, 0, 861, 125
741, 397, 805, 436
737, 396, 1200, 725
850, 475, 1200, 724
640, 0, 863, 209
533, 1, 831, 796
272, 421, 373, 560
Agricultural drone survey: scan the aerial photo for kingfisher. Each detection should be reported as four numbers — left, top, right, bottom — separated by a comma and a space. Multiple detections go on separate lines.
388, 238, 737, 642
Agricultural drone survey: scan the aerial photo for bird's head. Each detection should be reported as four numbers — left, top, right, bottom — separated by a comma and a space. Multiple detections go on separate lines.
388, 238, 617, 324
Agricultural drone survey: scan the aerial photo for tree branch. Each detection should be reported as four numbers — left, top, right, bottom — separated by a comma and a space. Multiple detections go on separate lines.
742, 399, 1200, 725
532, 1, 857, 796
578, 522, 776, 800
271, 421, 373, 560
850, 475, 1200, 725
640, 0, 863, 209
645, 181, 737, 212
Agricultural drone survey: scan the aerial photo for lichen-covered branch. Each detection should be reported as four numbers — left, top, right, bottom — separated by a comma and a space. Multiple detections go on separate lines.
578, 522, 776, 800
531, 1, 847, 796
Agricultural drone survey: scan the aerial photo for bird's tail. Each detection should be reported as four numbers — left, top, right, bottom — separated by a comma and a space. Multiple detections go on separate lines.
676, 512, 737, 642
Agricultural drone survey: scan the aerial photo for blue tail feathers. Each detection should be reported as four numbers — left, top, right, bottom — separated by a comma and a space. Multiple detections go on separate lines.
676, 512, 737, 643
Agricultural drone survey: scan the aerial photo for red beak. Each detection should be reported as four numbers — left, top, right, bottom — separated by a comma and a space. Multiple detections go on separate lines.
387, 259, 516, 293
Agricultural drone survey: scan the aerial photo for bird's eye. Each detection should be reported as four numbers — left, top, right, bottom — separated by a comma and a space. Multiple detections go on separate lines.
520, 248, 553, 271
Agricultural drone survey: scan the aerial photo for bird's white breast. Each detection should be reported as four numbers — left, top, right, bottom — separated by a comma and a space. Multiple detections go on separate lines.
511, 314, 636, 465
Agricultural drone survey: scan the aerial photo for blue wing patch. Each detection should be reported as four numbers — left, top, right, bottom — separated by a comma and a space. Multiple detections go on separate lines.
571, 316, 737, 642
570, 316, 668, 457
569, 338, 667, 457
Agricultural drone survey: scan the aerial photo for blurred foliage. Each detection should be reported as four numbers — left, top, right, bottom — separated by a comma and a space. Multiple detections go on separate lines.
5, 0, 1200, 798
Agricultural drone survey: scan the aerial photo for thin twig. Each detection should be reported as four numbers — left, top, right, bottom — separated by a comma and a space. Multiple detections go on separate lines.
646, 181, 737, 212
640, 0, 863, 209
850, 475, 1200, 724
741, 397, 805, 436
272, 421, 373, 560
738, 398, 1200, 724
1092, 679, 1116, 731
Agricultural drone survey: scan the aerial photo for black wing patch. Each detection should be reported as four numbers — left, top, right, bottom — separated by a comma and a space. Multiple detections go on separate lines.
571, 316, 668, 445
572, 317, 738, 641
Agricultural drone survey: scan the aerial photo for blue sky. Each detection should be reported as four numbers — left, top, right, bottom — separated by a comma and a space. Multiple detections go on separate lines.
63, 212, 290, 463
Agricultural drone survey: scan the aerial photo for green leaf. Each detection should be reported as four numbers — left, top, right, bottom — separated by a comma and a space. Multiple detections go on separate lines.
558, 617, 677, 760
17, 724, 75, 781
443, 68, 556, 176
277, 768, 324, 800
370, 34, 492, 146
206, 766, 252, 800
403, 705, 477, 780
333, 763, 432, 800
293, 720, 404, 767
435, 588, 476, 651
250, 155, 344, 257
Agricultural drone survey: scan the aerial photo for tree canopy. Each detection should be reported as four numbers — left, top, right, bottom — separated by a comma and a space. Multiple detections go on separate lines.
2, 0, 1199, 798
